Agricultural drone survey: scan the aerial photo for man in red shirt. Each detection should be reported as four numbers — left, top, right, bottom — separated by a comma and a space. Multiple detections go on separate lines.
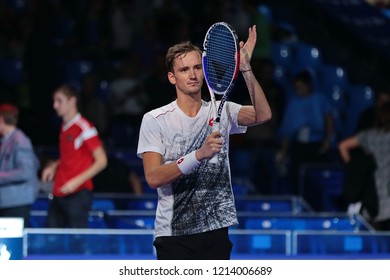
42, 85, 107, 228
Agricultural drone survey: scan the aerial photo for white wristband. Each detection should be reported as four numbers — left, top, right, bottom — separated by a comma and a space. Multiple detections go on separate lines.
176, 151, 201, 175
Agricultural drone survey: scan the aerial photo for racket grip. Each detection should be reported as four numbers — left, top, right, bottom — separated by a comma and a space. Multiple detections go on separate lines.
209, 122, 220, 164
209, 153, 219, 164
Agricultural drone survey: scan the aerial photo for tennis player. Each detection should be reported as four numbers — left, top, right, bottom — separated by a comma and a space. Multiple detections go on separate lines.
137, 25, 271, 259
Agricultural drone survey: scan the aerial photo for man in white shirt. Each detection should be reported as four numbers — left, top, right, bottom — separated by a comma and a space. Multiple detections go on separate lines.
137, 25, 271, 259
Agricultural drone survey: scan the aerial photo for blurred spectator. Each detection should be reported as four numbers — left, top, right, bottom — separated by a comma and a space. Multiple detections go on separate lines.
340, 88, 390, 222
41, 85, 107, 228
109, 0, 135, 59
339, 101, 390, 230
356, 88, 390, 132
365, 0, 390, 8
0, 103, 40, 227
108, 54, 148, 126
79, 73, 109, 139
276, 70, 334, 194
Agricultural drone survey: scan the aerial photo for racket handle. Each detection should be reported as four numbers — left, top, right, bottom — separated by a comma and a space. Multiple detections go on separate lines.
209, 122, 220, 164
209, 153, 219, 164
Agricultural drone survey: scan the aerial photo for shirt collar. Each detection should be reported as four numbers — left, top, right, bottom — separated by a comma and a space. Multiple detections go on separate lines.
63, 113, 81, 131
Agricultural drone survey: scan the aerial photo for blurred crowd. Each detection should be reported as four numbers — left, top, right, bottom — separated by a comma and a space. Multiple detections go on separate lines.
1, 0, 389, 202
0, 0, 278, 148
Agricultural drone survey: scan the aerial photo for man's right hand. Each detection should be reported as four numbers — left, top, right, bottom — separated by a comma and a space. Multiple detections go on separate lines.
196, 131, 223, 161
41, 160, 58, 182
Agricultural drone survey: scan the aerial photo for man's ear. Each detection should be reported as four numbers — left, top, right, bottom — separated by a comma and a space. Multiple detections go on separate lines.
70, 95, 78, 106
167, 72, 176, 85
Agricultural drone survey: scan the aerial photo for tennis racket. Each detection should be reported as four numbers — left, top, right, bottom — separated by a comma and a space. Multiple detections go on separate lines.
202, 22, 240, 163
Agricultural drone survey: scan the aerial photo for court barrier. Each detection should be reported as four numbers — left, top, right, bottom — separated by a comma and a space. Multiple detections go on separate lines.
26, 194, 390, 259
24, 227, 390, 260
31, 194, 313, 213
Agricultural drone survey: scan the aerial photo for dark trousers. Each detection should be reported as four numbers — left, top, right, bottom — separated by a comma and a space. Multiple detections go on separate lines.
0, 205, 32, 227
289, 141, 327, 194
46, 189, 92, 228
370, 219, 390, 231
153, 227, 232, 260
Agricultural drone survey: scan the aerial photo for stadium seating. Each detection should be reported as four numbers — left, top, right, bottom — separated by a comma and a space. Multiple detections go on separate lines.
271, 43, 295, 70
242, 213, 370, 231
299, 163, 347, 212
294, 42, 323, 73
317, 64, 349, 93
62, 60, 93, 86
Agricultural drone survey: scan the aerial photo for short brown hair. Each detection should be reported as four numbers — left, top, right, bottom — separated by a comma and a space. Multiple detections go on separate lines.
53, 84, 79, 99
0, 103, 19, 125
165, 41, 202, 73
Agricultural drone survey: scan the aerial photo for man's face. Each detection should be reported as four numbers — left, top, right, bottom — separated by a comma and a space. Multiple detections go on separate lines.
168, 50, 204, 96
377, 93, 390, 107
294, 80, 311, 96
53, 91, 76, 117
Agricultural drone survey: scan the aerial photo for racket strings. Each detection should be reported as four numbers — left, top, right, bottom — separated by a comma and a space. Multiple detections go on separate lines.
205, 26, 238, 92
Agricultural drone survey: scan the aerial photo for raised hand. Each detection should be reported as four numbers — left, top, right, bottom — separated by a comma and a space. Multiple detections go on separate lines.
239, 25, 257, 71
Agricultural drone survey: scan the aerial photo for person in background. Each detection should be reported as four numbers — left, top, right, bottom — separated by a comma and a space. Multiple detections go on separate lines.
356, 89, 390, 132
41, 85, 107, 228
339, 101, 390, 230
0, 103, 40, 227
79, 73, 109, 140
341, 89, 390, 217
275, 70, 334, 194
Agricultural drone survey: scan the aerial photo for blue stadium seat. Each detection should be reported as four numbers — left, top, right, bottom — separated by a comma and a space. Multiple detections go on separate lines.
28, 212, 47, 228
88, 212, 107, 228
31, 197, 50, 211
274, 65, 295, 100
294, 42, 323, 70
235, 200, 293, 212
257, 4, 273, 22
109, 216, 155, 229
244, 215, 360, 231
300, 164, 346, 212
318, 64, 349, 93
326, 85, 347, 142
271, 43, 295, 70
127, 199, 157, 210
92, 199, 115, 211
244, 217, 306, 230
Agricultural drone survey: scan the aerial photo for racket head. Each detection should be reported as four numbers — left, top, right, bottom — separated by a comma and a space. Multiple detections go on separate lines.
202, 22, 240, 96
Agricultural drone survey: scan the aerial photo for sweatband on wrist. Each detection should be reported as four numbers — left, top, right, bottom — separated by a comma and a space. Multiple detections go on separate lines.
176, 151, 200, 175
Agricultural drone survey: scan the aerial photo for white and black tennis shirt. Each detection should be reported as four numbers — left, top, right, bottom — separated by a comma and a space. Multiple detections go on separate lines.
137, 100, 246, 237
